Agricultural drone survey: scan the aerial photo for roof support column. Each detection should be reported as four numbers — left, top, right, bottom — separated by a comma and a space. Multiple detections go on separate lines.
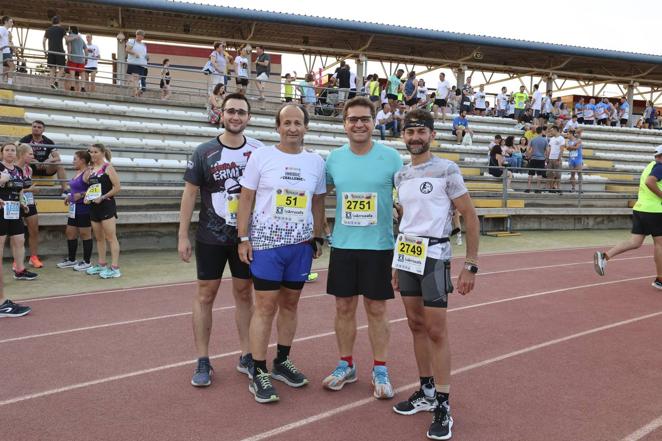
356, 55, 366, 94
626, 84, 634, 127
455, 68, 465, 90
116, 32, 127, 86
546, 76, 553, 93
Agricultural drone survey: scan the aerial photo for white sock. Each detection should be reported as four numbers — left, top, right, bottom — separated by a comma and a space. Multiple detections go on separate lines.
422, 383, 436, 398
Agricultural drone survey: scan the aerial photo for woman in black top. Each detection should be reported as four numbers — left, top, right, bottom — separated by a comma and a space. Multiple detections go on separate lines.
0, 143, 37, 280
488, 143, 512, 189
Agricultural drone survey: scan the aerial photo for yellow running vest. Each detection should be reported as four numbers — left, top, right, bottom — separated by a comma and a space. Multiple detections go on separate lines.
633, 161, 662, 213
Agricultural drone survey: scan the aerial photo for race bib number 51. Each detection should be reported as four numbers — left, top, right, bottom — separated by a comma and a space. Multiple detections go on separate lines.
273, 188, 307, 223
341, 192, 377, 226
85, 184, 102, 202
392, 234, 429, 275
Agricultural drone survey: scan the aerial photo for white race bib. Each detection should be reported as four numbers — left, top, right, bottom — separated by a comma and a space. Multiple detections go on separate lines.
3, 201, 20, 220
341, 192, 378, 226
68, 202, 76, 219
85, 184, 102, 202
392, 234, 429, 275
272, 188, 307, 223
23, 192, 34, 206
225, 194, 239, 227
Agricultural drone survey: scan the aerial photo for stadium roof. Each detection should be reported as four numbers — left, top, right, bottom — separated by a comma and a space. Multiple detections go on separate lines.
7, 0, 662, 85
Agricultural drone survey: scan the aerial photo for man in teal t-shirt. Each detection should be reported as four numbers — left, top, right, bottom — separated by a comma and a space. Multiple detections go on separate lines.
386, 68, 405, 111
322, 97, 403, 400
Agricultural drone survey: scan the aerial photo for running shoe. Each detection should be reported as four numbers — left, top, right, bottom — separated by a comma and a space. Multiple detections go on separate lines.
86, 264, 106, 275
0, 299, 32, 318
99, 267, 122, 279
271, 357, 309, 387
427, 401, 453, 440
13, 269, 38, 281
372, 365, 394, 399
29, 255, 44, 268
306, 272, 319, 283
593, 251, 607, 276
393, 389, 437, 415
322, 360, 357, 391
57, 258, 78, 269
236, 353, 254, 378
191, 358, 213, 387
653, 279, 662, 290
249, 368, 279, 403
73, 261, 92, 272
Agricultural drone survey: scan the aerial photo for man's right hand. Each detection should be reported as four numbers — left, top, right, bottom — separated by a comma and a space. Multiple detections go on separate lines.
238, 241, 253, 264
178, 236, 192, 262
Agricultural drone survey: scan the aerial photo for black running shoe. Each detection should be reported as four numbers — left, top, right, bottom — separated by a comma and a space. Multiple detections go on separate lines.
13, 269, 38, 280
393, 389, 436, 415
427, 401, 453, 440
0, 299, 32, 318
249, 368, 279, 403
236, 353, 254, 379
271, 357, 309, 387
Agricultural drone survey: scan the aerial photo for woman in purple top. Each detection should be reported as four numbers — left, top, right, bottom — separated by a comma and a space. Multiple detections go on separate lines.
57, 150, 93, 271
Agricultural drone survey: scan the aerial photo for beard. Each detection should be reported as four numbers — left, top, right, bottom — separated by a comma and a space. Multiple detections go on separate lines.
224, 123, 247, 135
406, 142, 430, 155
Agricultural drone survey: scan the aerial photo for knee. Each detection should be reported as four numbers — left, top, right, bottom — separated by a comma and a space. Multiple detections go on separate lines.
426, 323, 448, 344
233, 284, 253, 305
364, 300, 387, 320
407, 316, 427, 335
195, 286, 217, 306
335, 299, 356, 318
255, 299, 278, 318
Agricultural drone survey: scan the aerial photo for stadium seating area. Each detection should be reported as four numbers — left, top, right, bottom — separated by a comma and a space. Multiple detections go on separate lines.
1, 84, 660, 236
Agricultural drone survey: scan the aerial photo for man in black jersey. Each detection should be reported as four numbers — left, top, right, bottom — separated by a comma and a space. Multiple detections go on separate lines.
178, 93, 265, 387
18, 120, 67, 195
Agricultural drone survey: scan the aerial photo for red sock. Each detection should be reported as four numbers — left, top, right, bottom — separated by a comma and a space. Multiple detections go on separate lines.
373, 360, 386, 367
341, 355, 353, 367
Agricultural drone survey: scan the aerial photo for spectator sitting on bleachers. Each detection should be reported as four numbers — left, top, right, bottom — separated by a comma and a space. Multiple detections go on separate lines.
504, 135, 522, 170
488, 142, 512, 189
488, 134, 503, 152
207, 83, 225, 126
317, 77, 339, 116
393, 101, 406, 127
564, 115, 579, 132
452, 110, 473, 144
18, 120, 67, 196
375, 103, 399, 140
518, 136, 529, 169
523, 123, 536, 141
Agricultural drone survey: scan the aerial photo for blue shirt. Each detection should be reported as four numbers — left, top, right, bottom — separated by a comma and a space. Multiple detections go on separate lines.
596, 102, 609, 118
326, 143, 403, 250
651, 162, 662, 181
452, 116, 469, 129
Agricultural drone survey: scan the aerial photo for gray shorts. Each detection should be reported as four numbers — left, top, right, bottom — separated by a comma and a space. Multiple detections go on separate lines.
399, 258, 453, 308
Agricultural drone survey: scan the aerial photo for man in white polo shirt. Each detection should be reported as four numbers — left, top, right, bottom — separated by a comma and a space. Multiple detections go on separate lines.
546, 126, 565, 193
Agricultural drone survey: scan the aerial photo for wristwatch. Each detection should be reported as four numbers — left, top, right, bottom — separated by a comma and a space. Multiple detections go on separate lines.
464, 263, 479, 274
239, 236, 250, 243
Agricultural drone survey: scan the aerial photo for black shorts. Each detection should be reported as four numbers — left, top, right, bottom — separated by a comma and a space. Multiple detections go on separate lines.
236, 77, 249, 86
85, 66, 97, 73
577, 117, 584, 124
89, 199, 117, 222
528, 159, 547, 176
31, 162, 57, 177
126, 64, 147, 76
67, 211, 91, 228
47, 52, 66, 67
631, 211, 662, 237
0, 218, 25, 237
195, 240, 250, 280
23, 204, 38, 218
399, 258, 453, 308
620, 118, 628, 126
434, 99, 447, 107
405, 97, 418, 107
327, 248, 395, 300
386, 93, 398, 101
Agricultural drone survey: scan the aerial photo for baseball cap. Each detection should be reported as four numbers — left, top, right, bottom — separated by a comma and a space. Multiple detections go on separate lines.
655, 145, 662, 156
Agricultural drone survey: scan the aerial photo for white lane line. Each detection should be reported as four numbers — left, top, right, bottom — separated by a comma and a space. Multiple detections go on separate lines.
240, 310, 662, 441
22, 244, 646, 303
621, 415, 662, 441
0, 274, 654, 406
1, 273, 652, 345
476, 255, 648, 277
0, 293, 328, 344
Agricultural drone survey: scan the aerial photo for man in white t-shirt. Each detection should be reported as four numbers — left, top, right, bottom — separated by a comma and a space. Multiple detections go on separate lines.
83, 34, 100, 92
546, 126, 565, 193
0, 16, 14, 85
376, 103, 399, 140
125, 29, 148, 97
496, 87, 508, 117
433, 72, 451, 121
237, 104, 326, 404
473, 85, 486, 115
234, 46, 250, 95
531, 84, 543, 125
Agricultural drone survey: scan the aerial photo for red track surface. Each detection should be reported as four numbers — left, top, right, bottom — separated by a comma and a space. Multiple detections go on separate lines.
1, 246, 661, 441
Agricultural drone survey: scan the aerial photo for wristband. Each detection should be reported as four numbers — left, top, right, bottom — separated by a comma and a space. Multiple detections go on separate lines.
465, 257, 478, 265
239, 236, 250, 242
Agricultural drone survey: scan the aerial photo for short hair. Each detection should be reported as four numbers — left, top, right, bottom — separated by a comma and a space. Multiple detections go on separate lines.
52, 16, 60, 25
70, 26, 79, 34
396, 68, 404, 74
285, 73, 291, 79
213, 41, 223, 49
534, 84, 539, 90
494, 134, 502, 140
403, 108, 435, 130
343, 96, 375, 120
32, 120, 45, 127
1, 16, 11, 25
221, 93, 251, 113
275, 103, 309, 128
550, 125, 559, 132
536, 126, 543, 134
163, 58, 169, 65
255, 45, 264, 50
136, 29, 145, 36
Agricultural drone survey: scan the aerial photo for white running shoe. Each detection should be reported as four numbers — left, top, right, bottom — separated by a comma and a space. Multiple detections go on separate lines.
593, 252, 607, 276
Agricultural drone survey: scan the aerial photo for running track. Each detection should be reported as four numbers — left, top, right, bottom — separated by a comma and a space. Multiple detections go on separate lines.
1, 246, 661, 441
